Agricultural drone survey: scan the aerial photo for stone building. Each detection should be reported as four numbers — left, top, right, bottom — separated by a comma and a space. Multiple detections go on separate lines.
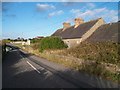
86, 22, 119, 43
52, 17, 105, 48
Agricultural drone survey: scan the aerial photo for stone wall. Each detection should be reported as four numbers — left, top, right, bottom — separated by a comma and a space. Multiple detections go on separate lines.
63, 38, 82, 48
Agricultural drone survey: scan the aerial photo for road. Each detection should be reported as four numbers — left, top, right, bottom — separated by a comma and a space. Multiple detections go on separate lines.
2, 44, 120, 88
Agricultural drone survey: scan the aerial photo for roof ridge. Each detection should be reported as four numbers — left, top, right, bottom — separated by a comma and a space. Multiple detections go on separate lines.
62, 19, 99, 29
60, 18, 102, 30
85, 18, 100, 23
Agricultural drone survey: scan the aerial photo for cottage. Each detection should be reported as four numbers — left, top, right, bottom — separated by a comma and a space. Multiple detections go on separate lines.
52, 18, 105, 48
86, 22, 119, 43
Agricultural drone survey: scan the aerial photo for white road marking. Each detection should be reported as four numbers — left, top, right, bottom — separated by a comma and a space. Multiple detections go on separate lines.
39, 66, 45, 70
26, 61, 41, 74
20, 55, 24, 58
43, 71, 51, 75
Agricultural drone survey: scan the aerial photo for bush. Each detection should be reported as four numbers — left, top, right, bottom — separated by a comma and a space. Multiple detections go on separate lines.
39, 36, 68, 52
31, 43, 39, 50
31, 38, 41, 43
2, 39, 11, 43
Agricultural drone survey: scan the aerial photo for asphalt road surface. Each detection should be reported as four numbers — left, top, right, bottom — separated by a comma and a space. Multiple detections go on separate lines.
2, 44, 120, 88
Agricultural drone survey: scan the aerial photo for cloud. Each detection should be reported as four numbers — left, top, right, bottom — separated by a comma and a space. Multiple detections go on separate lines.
65, 18, 74, 23
48, 10, 64, 17
36, 3, 55, 11
70, 9, 81, 14
94, 8, 106, 13
62, 2, 75, 6
87, 3, 95, 8
70, 7, 118, 23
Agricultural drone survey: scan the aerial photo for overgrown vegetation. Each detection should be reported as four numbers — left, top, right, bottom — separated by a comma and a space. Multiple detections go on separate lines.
2, 39, 11, 43
30, 38, 42, 43
39, 36, 68, 52
80, 62, 119, 82
59, 41, 119, 66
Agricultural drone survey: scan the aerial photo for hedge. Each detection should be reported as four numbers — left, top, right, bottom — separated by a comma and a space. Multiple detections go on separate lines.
39, 36, 68, 52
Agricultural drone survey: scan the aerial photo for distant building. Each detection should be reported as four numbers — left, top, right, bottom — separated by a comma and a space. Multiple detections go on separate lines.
34, 36, 44, 39
12, 39, 30, 46
22, 39, 30, 45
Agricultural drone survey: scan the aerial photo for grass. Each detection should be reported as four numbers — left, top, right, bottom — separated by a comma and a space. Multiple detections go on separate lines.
39, 52, 81, 69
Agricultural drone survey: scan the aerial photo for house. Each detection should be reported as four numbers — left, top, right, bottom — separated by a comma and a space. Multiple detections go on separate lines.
52, 18, 105, 48
34, 36, 44, 39
21, 39, 30, 45
12, 39, 30, 45
86, 22, 119, 43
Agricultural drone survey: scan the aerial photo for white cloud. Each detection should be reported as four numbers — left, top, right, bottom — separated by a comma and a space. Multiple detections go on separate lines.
65, 18, 74, 23
70, 7, 118, 23
87, 3, 95, 8
94, 8, 106, 13
70, 9, 81, 14
48, 10, 64, 17
79, 10, 94, 17
36, 3, 55, 11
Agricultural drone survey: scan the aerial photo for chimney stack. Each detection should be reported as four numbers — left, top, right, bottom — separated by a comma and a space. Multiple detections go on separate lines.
63, 22, 71, 31
74, 18, 84, 28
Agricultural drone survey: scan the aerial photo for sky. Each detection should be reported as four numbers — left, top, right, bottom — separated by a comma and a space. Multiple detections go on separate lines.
2, 1, 119, 39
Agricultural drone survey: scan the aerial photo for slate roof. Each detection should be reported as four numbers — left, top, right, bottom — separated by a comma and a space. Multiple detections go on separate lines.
52, 19, 99, 39
86, 22, 119, 42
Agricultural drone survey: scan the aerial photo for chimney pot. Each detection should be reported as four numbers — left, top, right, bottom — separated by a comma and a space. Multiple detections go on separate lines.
74, 18, 84, 28
63, 22, 71, 31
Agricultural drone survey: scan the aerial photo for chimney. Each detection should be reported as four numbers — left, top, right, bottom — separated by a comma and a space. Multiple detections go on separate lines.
62, 22, 71, 31
74, 18, 84, 28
